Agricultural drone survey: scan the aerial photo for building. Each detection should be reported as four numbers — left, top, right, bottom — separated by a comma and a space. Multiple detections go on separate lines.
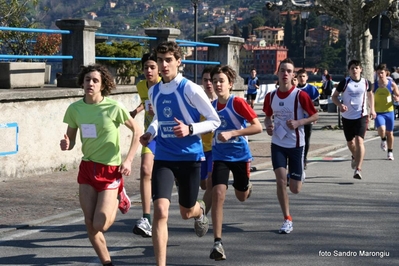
279, 10, 301, 24
240, 44, 288, 76
253, 45, 288, 75
240, 44, 256, 75
253, 26, 284, 45
308, 25, 339, 45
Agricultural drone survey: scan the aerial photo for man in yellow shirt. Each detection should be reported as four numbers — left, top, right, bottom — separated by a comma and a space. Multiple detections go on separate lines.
374, 63, 399, 160
130, 53, 161, 237
200, 66, 218, 215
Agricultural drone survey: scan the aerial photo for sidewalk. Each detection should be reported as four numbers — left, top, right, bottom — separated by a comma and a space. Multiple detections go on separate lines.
0, 105, 377, 229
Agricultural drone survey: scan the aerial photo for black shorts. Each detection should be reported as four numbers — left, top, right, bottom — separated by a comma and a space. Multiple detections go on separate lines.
152, 160, 201, 209
342, 116, 368, 141
212, 161, 251, 191
246, 93, 257, 101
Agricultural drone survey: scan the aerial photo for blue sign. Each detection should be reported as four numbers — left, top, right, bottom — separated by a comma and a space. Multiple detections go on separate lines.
0, 122, 19, 156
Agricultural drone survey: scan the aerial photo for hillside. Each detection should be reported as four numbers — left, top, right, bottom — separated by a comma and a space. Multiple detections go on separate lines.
35, 0, 267, 40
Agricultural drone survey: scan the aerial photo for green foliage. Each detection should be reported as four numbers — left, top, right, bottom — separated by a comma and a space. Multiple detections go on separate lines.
233, 23, 241, 37
140, 7, 180, 29
249, 15, 266, 29
0, 0, 39, 57
95, 41, 142, 84
284, 12, 293, 53
56, 164, 68, 172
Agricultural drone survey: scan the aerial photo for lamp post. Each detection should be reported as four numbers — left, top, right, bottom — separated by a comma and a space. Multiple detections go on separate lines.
301, 11, 310, 69
191, 0, 199, 83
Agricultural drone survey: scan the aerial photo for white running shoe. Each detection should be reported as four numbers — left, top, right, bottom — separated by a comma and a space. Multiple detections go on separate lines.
381, 140, 387, 151
302, 171, 306, 183
209, 241, 226, 261
388, 152, 394, 161
133, 217, 152, 237
353, 169, 362, 180
279, 219, 293, 234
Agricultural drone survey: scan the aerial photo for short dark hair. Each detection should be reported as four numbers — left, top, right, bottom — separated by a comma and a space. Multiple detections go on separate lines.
141, 53, 157, 69
201, 66, 214, 77
210, 65, 237, 88
347, 59, 361, 69
278, 58, 295, 71
296, 68, 307, 75
375, 63, 388, 71
154, 41, 183, 60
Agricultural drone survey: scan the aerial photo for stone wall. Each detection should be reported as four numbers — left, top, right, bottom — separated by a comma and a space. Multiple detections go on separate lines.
0, 85, 142, 180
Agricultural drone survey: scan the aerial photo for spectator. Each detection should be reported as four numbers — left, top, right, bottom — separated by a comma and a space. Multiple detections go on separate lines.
390, 67, 399, 84
322, 74, 333, 99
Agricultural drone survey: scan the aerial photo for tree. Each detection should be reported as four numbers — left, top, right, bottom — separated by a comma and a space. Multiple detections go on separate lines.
0, 0, 39, 56
33, 33, 61, 56
141, 7, 180, 29
283, 11, 293, 55
96, 41, 142, 85
265, 0, 399, 80
233, 23, 241, 37
250, 15, 266, 29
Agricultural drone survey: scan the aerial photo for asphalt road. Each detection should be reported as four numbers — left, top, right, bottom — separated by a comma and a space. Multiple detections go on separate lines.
1, 106, 398, 266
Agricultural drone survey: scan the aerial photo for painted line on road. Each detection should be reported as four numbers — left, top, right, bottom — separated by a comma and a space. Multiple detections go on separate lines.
326, 129, 399, 156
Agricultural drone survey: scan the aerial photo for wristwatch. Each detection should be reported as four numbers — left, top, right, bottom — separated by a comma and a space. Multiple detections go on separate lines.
188, 124, 194, 135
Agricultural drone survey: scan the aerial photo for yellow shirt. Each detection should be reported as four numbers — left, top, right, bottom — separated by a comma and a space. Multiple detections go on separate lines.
137, 77, 162, 130
200, 115, 213, 152
374, 81, 394, 113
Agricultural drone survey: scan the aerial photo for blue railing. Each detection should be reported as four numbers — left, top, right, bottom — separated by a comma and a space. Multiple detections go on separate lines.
0, 26, 220, 65
0, 27, 70, 34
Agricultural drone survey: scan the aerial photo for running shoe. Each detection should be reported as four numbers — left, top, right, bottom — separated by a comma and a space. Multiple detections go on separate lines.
351, 156, 356, 169
302, 171, 306, 183
133, 217, 152, 237
194, 200, 209, 237
118, 187, 131, 214
209, 241, 226, 261
246, 182, 253, 199
388, 152, 394, 161
279, 219, 293, 234
381, 140, 387, 151
353, 169, 362, 180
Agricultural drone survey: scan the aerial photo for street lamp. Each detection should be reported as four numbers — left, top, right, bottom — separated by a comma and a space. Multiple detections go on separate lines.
301, 11, 310, 69
191, 0, 200, 83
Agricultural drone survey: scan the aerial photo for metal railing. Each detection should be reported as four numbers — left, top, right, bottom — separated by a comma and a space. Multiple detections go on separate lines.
0, 26, 221, 67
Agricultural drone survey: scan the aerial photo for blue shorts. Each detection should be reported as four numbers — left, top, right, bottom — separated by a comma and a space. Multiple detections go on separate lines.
271, 143, 304, 181
375, 111, 395, 132
200, 151, 213, 180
